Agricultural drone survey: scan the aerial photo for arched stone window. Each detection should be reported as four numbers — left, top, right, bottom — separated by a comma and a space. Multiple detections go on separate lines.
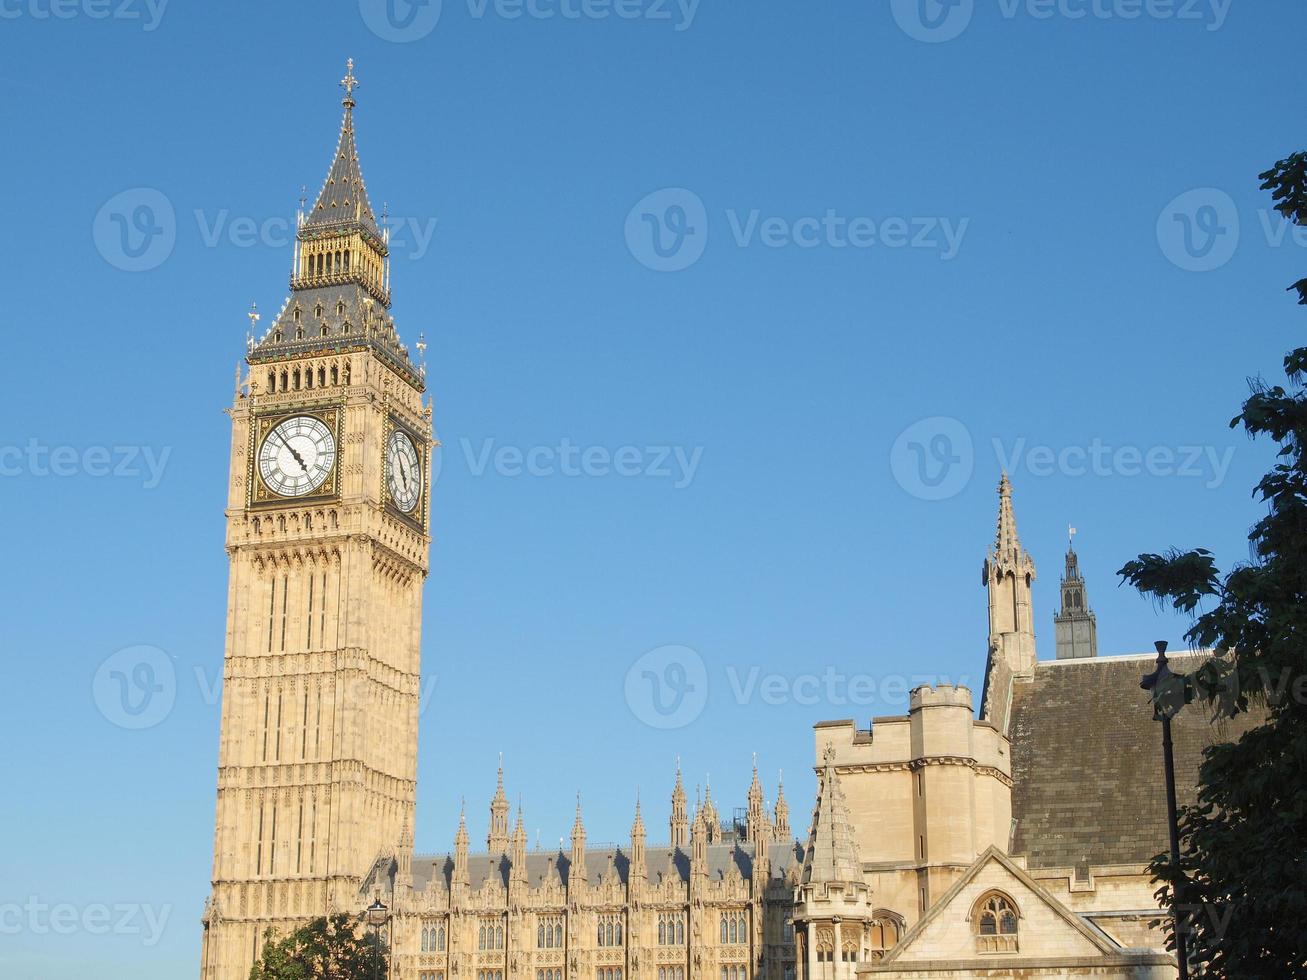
973, 892, 1019, 953
868, 911, 904, 960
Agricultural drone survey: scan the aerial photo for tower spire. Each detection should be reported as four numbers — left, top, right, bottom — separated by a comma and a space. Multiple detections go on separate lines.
249, 62, 421, 389
981, 474, 1038, 733
1054, 529, 1098, 660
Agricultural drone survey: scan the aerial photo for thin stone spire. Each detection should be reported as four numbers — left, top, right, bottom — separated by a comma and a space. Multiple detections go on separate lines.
995, 472, 1022, 557
488, 756, 510, 853
570, 793, 587, 887
670, 759, 688, 848
774, 770, 791, 841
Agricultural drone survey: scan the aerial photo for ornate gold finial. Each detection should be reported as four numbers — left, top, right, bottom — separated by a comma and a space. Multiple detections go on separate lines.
341, 58, 359, 107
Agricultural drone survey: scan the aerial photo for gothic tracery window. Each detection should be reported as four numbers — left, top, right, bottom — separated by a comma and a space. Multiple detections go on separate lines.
974, 892, 1019, 953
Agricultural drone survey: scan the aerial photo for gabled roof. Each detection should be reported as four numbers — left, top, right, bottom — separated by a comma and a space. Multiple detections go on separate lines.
865, 846, 1171, 974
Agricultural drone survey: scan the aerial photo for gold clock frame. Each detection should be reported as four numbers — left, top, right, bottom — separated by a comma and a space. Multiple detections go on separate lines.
249, 405, 344, 507
382, 413, 428, 530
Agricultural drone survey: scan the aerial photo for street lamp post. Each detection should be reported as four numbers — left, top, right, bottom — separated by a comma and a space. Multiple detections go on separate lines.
366, 897, 390, 980
1140, 640, 1190, 980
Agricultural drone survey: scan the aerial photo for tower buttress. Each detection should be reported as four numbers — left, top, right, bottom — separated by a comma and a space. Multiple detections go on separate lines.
980, 474, 1037, 733
1054, 533, 1098, 659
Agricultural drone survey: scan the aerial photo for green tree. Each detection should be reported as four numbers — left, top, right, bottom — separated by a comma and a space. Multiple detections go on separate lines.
249, 914, 388, 980
1118, 152, 1307, 978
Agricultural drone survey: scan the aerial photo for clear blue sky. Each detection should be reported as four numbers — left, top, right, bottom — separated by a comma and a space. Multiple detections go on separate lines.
1, 1, 1303, 977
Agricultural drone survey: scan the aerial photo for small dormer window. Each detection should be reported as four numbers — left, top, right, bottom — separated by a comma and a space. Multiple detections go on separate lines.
293, 307, 302, 323
337, 301, 346, 317
315, 303, 324, 319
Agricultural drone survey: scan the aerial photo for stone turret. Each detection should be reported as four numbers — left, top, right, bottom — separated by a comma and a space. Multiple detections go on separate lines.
775, 773, 791, 841
630, 795, 647, 886
981, 474, 1038, 733
454, 802, 470, 888
510, 804, 528, 885
691, 807, 709, 879
488, 759, 510, 853
670, 760, 689, 848
746, 757, 770, 842
570, 795, 587, 887
793, 745, 872, 980
701, 777, 720, 843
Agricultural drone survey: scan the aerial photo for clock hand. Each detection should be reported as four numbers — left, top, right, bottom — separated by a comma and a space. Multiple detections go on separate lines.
397, 454, 411, 491
276, 433, 309, 472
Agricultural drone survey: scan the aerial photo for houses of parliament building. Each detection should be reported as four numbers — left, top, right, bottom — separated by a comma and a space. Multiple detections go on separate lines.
200, 64, 1239, 980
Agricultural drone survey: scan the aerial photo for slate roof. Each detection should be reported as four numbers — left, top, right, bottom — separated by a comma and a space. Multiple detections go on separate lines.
411, 841, 804, 893
1009, 652, 1261, 871
250, 284, 422, 390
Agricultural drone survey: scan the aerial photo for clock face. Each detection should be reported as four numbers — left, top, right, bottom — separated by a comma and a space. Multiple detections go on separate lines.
386, 429, 422, 514
258, 415, 337, 498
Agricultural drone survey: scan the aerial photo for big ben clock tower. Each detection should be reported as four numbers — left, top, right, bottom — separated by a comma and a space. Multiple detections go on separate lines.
200, 61, 433, 980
